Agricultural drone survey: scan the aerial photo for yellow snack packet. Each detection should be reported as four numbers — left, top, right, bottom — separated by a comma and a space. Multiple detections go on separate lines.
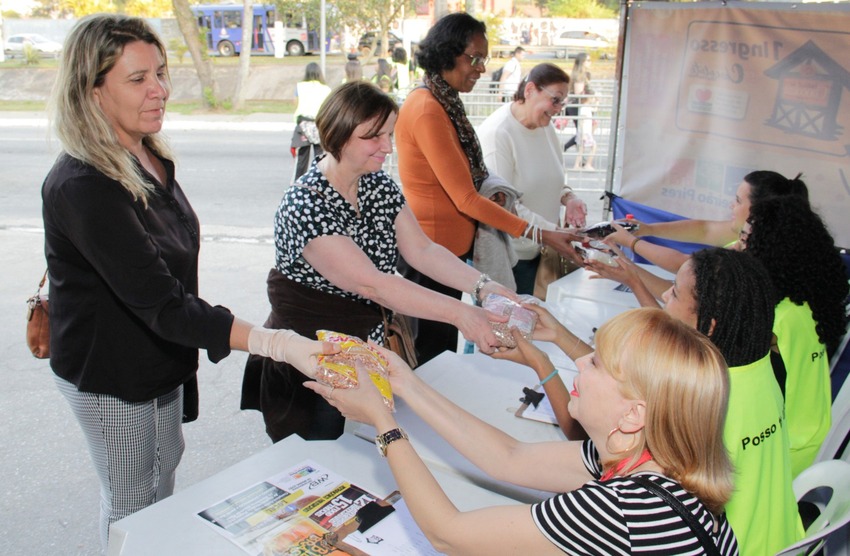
315, 330, 394, 411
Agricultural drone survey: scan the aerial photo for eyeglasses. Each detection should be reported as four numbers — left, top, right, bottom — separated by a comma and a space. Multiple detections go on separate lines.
462, 53, 490, 68
539, 86, 566, 107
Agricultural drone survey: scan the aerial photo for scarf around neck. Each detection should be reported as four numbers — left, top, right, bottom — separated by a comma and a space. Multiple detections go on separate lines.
424, 72, 489, 190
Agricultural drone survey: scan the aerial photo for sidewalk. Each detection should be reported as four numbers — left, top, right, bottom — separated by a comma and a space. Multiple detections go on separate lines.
0, 227, 278, 555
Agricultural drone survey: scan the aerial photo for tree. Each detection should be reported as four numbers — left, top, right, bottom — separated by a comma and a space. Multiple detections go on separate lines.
334, 0, 415, 59
124, 0, 174, 17
232, 0, 253, 110
548, 0, 616, 19
172, 0, 219, 107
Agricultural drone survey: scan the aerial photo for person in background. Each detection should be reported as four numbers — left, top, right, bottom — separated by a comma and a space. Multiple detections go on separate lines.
43, 15, 332, 549
292, 62, 332, 180
572, 87, 598, 170
478, 63, 588, 294
242, 81, 514, 443
563, 52, 591, 152
395, 12, 580, 364
308, 309, 739, 555
503, 248, 802, 555
342, 53, 363, 83
372, 57, 395, 93
391, 46, 411, 97
742, 196, 849, 475
498, 45, 525, 102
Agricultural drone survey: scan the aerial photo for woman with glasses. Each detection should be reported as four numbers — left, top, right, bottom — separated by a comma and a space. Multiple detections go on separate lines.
395, 13, 579, 364
478, 63, 588, 295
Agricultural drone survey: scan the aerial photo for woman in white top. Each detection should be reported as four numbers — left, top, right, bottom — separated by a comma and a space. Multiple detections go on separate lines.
478, 63, 588, 294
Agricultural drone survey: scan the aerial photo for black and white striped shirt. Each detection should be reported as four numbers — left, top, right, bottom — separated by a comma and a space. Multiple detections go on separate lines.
531, 441, 739, 555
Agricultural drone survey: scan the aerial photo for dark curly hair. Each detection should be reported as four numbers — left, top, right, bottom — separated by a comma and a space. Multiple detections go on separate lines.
690, 248, 776, 367
745, 197, 849, 354
416, 12, 486, 75
745, 170, 809, 205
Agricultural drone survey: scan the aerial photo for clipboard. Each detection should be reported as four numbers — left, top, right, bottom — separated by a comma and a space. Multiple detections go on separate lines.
514, 387, 559, 425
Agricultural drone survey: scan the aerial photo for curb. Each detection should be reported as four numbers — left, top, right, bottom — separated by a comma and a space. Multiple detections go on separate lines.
0, 112, 295, 132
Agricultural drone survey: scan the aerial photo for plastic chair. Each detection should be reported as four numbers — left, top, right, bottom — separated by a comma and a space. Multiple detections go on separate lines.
819, 364, 850, 464
833, 328, 850, 403
774, 460, 850, 555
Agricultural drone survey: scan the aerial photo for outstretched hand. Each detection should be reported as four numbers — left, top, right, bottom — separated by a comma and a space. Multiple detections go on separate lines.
586, 242, 640, 287
490, 328, 553, 374
303, 362, 391, 425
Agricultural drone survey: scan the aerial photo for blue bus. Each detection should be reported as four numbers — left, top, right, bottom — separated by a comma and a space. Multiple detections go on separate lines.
191, 4, 313, 57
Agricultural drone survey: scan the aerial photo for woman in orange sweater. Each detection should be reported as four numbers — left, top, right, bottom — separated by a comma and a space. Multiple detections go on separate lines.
395, 13, 579, 363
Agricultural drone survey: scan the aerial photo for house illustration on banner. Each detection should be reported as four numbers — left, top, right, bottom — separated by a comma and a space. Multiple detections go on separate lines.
764, 40, 850, 141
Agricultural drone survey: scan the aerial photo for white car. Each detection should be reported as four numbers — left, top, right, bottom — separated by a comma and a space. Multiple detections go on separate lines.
4, 33, 63, 58
552, 30, 610, 50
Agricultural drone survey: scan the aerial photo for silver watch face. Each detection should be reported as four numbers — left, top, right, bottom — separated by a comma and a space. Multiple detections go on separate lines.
375, 438, 386, 456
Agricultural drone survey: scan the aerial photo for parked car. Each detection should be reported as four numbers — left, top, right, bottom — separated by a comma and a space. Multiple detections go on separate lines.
552, 30, 610, 51
358, 31, 403, 56
4, 33, 63, 58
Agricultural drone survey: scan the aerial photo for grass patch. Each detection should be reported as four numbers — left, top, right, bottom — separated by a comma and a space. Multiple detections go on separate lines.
165, 99, 294, 115
0, 100, 47, 111
0, 58, 60, 69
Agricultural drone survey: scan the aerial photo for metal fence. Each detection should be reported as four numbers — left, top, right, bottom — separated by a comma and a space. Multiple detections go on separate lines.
384, 77, 616, 219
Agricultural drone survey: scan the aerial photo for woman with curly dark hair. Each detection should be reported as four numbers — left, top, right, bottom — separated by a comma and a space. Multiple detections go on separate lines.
605, 170, 809, 276
743, 196, 849, 476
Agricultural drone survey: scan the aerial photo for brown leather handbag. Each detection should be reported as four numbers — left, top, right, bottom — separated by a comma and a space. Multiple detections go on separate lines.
26, 270, 50, 359
381, 307, 418, 369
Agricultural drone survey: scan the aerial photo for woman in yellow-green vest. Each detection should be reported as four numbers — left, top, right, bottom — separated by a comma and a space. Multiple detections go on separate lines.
743, 196, 848, 477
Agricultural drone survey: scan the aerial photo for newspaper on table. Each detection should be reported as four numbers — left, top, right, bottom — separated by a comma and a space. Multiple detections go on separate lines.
196, 459, 442, 555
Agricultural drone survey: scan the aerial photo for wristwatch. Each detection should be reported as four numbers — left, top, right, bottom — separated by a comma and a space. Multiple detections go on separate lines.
375, 427, 408, 457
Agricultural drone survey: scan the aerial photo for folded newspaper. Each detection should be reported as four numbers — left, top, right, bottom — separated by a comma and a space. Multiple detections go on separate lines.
197, 459, 441, 555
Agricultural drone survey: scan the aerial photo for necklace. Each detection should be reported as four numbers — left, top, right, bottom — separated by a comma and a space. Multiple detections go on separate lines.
600, 449, 653, 481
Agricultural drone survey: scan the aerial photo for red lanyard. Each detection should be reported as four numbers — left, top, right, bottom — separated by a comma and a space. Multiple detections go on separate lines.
600, 449, 653, 481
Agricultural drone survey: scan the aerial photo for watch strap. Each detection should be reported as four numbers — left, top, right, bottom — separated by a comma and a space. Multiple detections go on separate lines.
376, 427, 408, 457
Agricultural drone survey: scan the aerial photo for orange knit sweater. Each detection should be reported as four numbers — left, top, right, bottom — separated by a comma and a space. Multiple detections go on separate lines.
395, 88, 527, 256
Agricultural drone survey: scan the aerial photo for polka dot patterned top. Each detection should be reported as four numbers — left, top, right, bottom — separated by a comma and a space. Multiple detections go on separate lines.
274, 161, 405, 304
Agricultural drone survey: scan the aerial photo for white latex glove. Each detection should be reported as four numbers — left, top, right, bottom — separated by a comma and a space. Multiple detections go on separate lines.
248, 327, 338, 379
248, 326, 297, 362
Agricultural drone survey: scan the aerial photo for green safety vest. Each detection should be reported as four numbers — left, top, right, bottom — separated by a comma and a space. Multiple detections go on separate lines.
723, 354, 803, 556
774, 298, 831, 476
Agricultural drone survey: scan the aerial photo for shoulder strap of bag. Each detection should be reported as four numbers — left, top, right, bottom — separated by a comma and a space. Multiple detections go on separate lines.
36, 268, 47, 295
630, 475, 721, 556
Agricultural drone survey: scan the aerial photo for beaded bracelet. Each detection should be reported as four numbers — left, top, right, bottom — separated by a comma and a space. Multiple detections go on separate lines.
471, 273, 492, 304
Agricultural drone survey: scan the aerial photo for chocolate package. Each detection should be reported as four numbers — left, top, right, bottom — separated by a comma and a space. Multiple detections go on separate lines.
315, 330, 394, 411
481, 294, 539, 348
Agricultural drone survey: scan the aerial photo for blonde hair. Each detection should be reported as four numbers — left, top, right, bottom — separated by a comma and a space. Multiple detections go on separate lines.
50, 14, 173, 207
595, 308, 734, 514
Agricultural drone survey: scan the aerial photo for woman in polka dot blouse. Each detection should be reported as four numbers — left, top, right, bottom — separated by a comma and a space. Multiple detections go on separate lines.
241, 81, 515, 442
